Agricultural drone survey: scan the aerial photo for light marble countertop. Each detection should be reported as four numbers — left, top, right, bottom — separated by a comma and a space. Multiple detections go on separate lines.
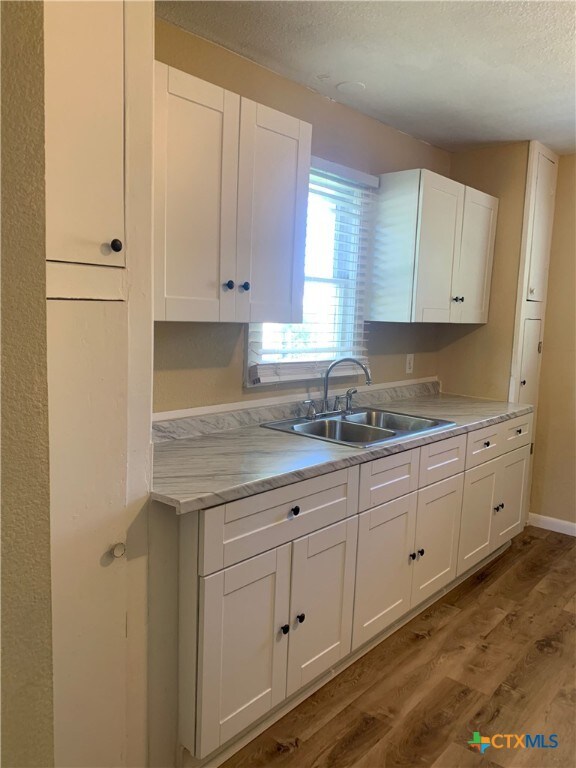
151, 392, 533, 514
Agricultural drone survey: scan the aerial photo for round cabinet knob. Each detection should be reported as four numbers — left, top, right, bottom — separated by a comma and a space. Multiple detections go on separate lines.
296, 613, 306, 624
223, 280, 235, 290
484, 441, 491, 448
240, 281, 250, 292
520, 380, 527, 386
500, 503, 505, 509
516, 428, 522, 435
418, 548, 425, 557
110, 239, 123, 253
110, 542, 126, 558
280, 624, 290, 635
291, 505, 300, 517
409, 552, 417, 561
494, 505, 500, 513
460, 296, 465, 303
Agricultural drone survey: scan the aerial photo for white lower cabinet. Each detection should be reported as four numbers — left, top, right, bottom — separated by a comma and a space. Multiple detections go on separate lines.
196, 518, 357, 757
490, 445, 531, 551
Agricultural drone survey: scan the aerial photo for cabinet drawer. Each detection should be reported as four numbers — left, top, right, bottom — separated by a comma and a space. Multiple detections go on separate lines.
359, 449, 420, 511
418, 435, 466, 487
199, 468, 359, 575
465, 423, 502, 469
499, 413, 533, 453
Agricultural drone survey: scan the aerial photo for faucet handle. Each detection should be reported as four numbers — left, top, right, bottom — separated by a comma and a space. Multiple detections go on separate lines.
302, 399, 317, 419
333, 394, 346, 412
345, 388, 358, 411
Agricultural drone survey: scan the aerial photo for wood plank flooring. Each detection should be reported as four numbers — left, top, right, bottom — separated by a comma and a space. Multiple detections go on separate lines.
222, 527, 576, 768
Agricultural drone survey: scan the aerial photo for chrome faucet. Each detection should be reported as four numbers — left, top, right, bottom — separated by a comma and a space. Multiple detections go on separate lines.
322, 358, 372, 412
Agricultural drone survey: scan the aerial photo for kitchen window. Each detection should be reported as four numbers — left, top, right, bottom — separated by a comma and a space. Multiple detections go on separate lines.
246, 160, 378, 385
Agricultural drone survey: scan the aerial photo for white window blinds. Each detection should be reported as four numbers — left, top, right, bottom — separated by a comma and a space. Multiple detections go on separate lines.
247, 166, 376, 385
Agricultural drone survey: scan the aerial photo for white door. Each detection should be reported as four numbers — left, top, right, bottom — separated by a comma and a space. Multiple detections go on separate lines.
491, 447, 530, 550
47, 301, 128, 767
518, 318, 542, 406
196, 546, 290, 757
411, 474, 464, 607
413, 170, 464, 322
458, 460, 498, 576
154, 63, 240, 322
44, 1, 125, 267
287, 519, 357, 697
451, 187, 498, 323
527, 151, 558, 302
352, 494, 417, 650
236, 100, 311, 323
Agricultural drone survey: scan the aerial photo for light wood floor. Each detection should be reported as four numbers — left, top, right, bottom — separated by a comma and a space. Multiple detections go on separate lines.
223, 526, 576, 768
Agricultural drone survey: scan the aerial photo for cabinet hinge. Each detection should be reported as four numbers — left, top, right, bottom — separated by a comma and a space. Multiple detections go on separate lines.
530, 443, 534, 455
538, 341, 543, 353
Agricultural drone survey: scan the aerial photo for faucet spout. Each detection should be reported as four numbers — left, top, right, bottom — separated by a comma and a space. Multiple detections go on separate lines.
322, 357, 372, 412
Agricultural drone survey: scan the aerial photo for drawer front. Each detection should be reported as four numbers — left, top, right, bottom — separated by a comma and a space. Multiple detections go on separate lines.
466, 423, 502, 469
199, 468, 359, 575
359, 449, 420, 511
499, 413, 533, 454
419, 435, 466, 487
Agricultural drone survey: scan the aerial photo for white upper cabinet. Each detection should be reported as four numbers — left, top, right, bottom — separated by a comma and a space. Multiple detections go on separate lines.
45, 0, 125, 267
154, 64, 311, 323
367, 169, 498, 324
450, 187, 498, 323
526, 150, 558, 302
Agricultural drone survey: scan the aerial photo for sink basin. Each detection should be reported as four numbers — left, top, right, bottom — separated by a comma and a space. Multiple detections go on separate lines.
261, 407, 455, 448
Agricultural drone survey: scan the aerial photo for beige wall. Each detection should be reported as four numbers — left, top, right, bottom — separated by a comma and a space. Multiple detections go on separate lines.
437, 142, 530, 400
153, 20, 451, 412
531, 154, 576, 524
0, 2, 54, 765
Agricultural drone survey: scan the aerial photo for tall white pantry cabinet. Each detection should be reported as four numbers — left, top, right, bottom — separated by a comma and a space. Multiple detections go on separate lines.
154, 62, 312, 324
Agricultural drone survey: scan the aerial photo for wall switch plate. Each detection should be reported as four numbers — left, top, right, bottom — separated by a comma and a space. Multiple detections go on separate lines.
406, 354, 414, 374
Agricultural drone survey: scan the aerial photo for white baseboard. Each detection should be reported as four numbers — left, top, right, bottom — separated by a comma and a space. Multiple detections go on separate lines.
528, 513, 576, 537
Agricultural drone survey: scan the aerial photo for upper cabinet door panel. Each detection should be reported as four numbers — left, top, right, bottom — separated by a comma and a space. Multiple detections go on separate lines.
45, 1, 125, 267
155, 63, 239, 322
527, 152, 558, 302
236, 101, 311, 324
451, 188, 498, 324
413, 171, 464, 322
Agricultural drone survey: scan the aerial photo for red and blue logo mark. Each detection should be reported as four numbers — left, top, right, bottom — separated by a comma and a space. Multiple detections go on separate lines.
469, 732, 559, 753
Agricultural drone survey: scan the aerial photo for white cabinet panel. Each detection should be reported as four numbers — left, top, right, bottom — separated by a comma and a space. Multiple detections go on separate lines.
154, 63, 239, 322
527, 152, 558, 302
45, 0, 125, 267
490, 446, 530, 550
236, 100, 311, 323
196, 546, 290, 757
353, 494, 417, 650
518, 319, 542, 406
412, 474, 463, 607
358, 448, 420, 511
451, 187, 498, 323
287, 519, 357, 696
413, 170, 464, 322
458, 459, 498, 576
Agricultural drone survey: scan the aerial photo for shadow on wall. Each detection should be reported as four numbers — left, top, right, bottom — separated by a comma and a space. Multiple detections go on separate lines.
367, 322, 480, 356
154, 322, 244, 370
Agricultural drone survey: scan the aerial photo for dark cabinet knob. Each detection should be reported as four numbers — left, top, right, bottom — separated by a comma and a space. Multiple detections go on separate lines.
240, 281, 251, 292
516, 428, 522, 435
460, 296, 465, 303
484, 441, 491, 448
409, 552, 417, 561
520, 380, 527, 386
296, 613, 306, 624
280, 624, 290, 635
291, 505, 300, 517
110, 238, 123, 252
223, 280, 235, 290
494, 505, 500, 512
500, 502, 505, 509
418, 548, 425, 557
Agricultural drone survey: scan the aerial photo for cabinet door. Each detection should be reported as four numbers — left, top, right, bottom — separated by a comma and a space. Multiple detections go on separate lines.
196, 546, 290, 757
352, 494, 417, 650
412, 474, 464, 607
491, 447, 530, 550
154, 63, 240, 322
527, 151, 558, 302
236, 100, 311, 323
451, 187, 498, 323
518, 318, 542, 405
413, 170, 464, 322
45, 1, 125, 267
458, 460, 498, 576
287, 519, 357, 697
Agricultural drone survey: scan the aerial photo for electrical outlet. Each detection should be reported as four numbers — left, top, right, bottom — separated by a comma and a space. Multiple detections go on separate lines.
406, 354, 414, 374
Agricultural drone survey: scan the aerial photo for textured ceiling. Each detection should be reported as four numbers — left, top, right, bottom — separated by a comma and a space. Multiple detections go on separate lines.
156, 0, 576, 153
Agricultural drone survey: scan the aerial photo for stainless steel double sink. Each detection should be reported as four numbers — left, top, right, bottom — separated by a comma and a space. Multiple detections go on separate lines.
262, 407, 456, 448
